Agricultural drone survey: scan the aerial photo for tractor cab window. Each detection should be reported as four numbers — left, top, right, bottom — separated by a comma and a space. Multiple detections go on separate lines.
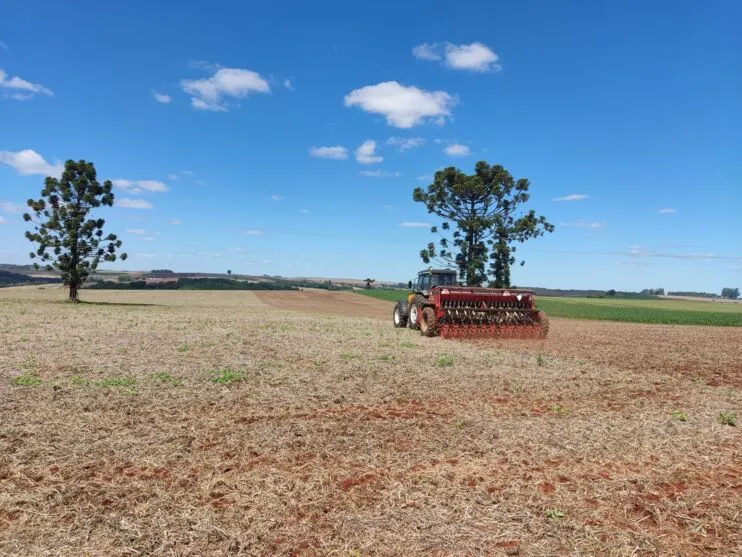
432, 274, 456, 287
419, 274, 432, 291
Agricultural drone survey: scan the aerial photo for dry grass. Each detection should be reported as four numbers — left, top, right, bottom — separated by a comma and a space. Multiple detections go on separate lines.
1, 286, 740, 556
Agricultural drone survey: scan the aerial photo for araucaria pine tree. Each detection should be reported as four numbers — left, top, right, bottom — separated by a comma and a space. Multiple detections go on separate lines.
24, 160, 127, 302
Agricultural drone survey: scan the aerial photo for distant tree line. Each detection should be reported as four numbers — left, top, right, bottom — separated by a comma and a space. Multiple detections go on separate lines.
722, 287, 740, 299
668, 291, 717, 298
89, 278, 300, 291
0, 270, 59, 287
640, 288, 665, 296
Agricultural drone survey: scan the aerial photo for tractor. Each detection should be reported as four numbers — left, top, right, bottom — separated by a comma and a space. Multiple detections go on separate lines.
393, 268, 549, 338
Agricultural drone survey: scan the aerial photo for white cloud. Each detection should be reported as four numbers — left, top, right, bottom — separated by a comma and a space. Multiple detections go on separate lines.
560, 220, 603, 229
191, 97, 227, 112
227, 247, 249, 253
309, 145, 348, 160
0, 216, 6, 224
413, 42, 501, 73
0, 149, 63, 177
553, 194, 589, 202
355, 140, 383, 164
360, 170, 385, 177
283, 78, 294, 91
0, 68, 53, 99
197, 251, 223, 258
181, 67, 270, 112
167, 174, 178, 180
134, 252, 156, 258
140, 236, 155, 241
170, 219, 182, 225
195, 179, 208, 186
182, 170, 195, 176
1, 202, 22, 213
387, 137, 425, 152
444, 42, 500, 72
127, 228, 146, 235
400, 221, 431, 228
344, 81, 456, 128
444, 143, 470, 157
658, 208, 677, 214
117, 198, 153, 209
417, 175, 431, 181
412, 43, 442, 61
152, 91, 171, 104
244, 229, 263, 236
112, 179, 169, 193
270, 195, 281, 201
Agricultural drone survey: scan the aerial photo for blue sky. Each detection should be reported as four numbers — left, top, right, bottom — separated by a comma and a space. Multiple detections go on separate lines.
1, 0, 740, 291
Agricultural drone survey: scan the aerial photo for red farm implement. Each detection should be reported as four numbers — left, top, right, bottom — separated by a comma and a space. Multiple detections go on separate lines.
393, 269, 549, 339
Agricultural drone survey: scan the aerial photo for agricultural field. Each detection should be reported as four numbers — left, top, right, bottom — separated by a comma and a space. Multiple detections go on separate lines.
359, 289, 742, 327
1, 287, 741, 556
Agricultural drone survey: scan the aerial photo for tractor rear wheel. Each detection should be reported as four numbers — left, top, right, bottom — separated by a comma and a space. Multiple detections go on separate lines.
393, 303, 407, 328
420, 307, 437, 337
538, 311, 549, 338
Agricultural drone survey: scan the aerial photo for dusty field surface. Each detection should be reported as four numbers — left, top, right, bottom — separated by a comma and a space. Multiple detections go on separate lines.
257, 291, 742, 388
1, 287, 741, 556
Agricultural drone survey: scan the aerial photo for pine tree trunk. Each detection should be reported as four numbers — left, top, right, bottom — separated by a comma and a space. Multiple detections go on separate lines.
68, 282, 80, 303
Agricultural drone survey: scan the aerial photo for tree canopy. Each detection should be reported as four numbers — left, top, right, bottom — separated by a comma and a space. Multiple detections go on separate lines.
24, 160, 126, 302
721, 287, 740, 299
413, 161, 554, 286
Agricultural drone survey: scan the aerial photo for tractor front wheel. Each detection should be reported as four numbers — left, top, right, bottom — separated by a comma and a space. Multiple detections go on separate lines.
393, 303, 408, 328
420, 307, 437, 337
408, 304, 420, 330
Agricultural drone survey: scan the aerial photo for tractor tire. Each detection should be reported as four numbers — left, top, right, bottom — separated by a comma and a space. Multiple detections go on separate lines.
420, 307, 437, 337
538, 311, 549, 338
393, 302, 408, 328
408, 304, 420, 330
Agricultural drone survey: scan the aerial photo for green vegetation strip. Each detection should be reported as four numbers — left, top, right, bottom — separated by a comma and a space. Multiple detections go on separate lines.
355, 290, 742, 327
535, 298, 742, 326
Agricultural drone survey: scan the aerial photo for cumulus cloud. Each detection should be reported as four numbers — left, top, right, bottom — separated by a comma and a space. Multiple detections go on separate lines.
309, 145, 348, 160
399, 221, 431, 228
553, 194, 589, 202
152, 91, 171, 103
0, 68, 53, 99
244, 229, 263, 236
283, 78, 294, 91
413, 42, 501, 72
181, 67, 270, 112
355, 140, 383, 164
344, 81, 456, 128
112, 179, 169, 193
444, 143, 470, 156
117, 198, 154, 209
658, 208, 677, 214
0, 149, 63, 177
387, 137, 425, 152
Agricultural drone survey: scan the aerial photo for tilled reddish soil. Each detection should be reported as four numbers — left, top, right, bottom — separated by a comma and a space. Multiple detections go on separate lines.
256, 290, 742, 387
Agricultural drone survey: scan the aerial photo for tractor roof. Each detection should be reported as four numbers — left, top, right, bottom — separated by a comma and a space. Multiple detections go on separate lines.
418, 268, 457, 276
